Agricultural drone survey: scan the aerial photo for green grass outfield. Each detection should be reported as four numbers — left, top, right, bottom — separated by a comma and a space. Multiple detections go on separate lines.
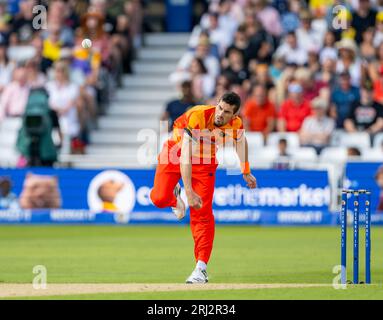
0, 225, 382, 299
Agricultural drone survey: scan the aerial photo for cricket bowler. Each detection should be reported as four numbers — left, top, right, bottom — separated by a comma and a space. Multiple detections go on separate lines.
150, 92, 257, 283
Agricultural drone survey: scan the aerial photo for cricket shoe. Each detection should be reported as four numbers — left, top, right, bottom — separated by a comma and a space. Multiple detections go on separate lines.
171, 183, 185, 220
186, 268, 209, 284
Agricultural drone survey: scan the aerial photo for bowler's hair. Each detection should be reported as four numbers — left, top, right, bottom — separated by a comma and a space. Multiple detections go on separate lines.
220, 92, 241, 114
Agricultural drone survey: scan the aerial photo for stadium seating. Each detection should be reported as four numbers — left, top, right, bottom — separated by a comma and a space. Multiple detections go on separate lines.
59, 154, 142, 169
0, 149, 20, 167
337, 132, 371, 148
319, 147, 348, 164
249, 146, 279, 165
0, 117, 22, 132
216, 146, 240, 169
266, 132, 300, 148
159, 132, 172, 151
1, 0, 382, 172
245, 132, 264, 150
290, 147, 318, 162
361, 148, 383, 161
0, 118, 22, 167
78, 33, 187, 168
373, 132, 383, 149
329, 129, 344, 147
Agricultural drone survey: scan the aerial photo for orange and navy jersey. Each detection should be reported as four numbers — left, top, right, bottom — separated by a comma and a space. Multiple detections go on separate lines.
171, 105, 244, 160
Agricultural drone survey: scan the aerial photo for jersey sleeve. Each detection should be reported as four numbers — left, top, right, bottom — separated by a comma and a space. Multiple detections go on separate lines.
184, 110, 203, 141
233, 117, 245, 141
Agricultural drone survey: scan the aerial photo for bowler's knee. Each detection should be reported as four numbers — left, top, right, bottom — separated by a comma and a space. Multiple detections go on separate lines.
150, 190, 169, 208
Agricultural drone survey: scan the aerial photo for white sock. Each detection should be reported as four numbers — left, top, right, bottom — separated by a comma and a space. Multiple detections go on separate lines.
196, 260, 207, 270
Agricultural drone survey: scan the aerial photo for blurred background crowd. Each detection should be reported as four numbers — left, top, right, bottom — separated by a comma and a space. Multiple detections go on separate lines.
165, 0, 383, 159
0, 0, 142, 164
0, 0, 383, 168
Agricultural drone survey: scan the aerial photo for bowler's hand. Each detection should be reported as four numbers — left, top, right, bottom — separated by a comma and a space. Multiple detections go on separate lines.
186, 189, 203, 210
243, 173, 257, 189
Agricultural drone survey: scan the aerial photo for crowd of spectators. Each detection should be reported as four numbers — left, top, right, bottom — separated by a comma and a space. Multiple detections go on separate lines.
0, 0, 142, 162
168, 0, 383, 155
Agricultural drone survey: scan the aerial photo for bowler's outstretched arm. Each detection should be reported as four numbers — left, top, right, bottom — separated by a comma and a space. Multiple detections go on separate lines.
234, 135, 257, 189
180, 132, 203, 209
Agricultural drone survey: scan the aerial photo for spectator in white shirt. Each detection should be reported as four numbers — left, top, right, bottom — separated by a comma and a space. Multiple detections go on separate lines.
335, 38, 362, 87
206, 0, 244, 24
275, 31, 308, 66
254, 0, 283, 37
188, 11, 229, 57
300, 97, 335, 154
25, 58, 46, 89
46, 61, 80, 142
190, 57, 215, 101
217, 0, 241, 39
0, 67, 29, 121
0, 42, 15, 93
319, 31, 338, 65
173, 37, 220, 83
296, 10, 324, 53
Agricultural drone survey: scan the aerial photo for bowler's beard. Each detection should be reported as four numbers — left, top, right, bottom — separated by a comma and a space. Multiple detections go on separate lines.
214, 121, 223, 127
214, 117, 227, 127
